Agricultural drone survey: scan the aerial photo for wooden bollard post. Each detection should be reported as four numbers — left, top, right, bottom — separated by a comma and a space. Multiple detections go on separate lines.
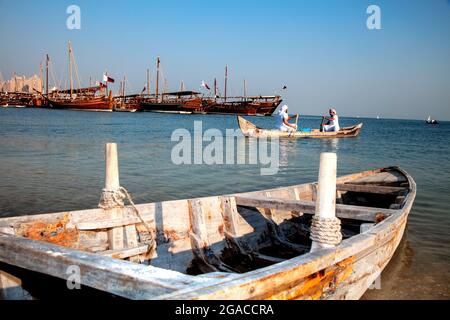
105, 143, 120, 192
103, 143, 124, 250
310, 152, 341, 252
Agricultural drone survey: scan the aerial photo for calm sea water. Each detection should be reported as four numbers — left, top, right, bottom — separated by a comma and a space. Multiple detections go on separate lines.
0, 108, 449, 299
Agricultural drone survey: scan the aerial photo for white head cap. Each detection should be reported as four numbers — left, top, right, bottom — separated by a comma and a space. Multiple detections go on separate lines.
279, 105, 288, 114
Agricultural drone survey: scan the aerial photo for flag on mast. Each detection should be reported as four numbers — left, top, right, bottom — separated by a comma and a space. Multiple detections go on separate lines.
103, 74, 115, 83
201, 80, 210, 90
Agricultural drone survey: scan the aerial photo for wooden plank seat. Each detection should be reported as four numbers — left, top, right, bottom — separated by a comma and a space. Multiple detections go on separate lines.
76, 214, 152, 261
235, 196, 395, 222
76, 216, 152, 230
348, 170, 407, 185
336, 183, 407, 195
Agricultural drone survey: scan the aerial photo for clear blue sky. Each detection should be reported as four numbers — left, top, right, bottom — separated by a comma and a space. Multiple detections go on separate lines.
1, 0, 449, 120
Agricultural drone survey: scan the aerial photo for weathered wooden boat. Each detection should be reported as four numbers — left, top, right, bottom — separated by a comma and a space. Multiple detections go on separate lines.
0, 144, 415, 300
238, 116, 363, 138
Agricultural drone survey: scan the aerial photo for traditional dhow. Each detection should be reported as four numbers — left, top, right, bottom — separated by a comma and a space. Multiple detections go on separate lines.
0, 92, 39, 108
140, 91, 209, 114
113, 94, 142, 112
203, 66, 282, 116
0, 143, 415, 300
44, 42, 113, 112
238, 116, 363, 138
204, 96, 282, 116
46, 89, 113, 112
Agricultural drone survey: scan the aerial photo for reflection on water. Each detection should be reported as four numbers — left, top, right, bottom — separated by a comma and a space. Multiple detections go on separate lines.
0, 108, 449, 299
278, 139, 299, 168
326, 138, 339, 150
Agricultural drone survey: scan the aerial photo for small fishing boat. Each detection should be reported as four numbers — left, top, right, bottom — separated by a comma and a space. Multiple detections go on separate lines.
0, 144, 415, 300
238, 116, 363, 138
425, 116, 439, 125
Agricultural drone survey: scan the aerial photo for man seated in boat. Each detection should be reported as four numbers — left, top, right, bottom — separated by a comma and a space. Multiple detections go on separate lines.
321, 108, 340, 132
276, 105, 298, 132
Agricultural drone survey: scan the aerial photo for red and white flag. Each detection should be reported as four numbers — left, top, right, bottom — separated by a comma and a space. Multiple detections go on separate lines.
103, 74, 115, 83
201, 80, 210, 90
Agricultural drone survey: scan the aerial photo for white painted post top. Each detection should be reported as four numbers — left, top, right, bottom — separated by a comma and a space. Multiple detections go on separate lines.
105, 143, 120, 191
315, 152, 337, 220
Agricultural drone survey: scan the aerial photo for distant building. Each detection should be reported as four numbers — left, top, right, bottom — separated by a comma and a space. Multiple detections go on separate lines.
0, 74, 42, 93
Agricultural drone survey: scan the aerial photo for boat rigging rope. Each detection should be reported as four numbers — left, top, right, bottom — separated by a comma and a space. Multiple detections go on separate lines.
99, 187, 155, 253
309, 216, 342, 246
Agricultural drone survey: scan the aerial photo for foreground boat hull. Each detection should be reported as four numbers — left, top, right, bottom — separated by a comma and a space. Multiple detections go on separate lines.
238, 116, 363, 138
0, 167, 415, 300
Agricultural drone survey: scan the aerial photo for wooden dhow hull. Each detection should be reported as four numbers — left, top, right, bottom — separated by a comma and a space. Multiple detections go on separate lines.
0, 167, 415, 300
140, 97, 205, 114
47, 96, 113, 112
202, 94, 282, 116
204, 100, 281, 116
238, 116, 363, 138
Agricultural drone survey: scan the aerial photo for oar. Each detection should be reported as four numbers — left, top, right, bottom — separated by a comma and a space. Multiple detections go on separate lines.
320, 116, 325, 132
289, 114, 299, 137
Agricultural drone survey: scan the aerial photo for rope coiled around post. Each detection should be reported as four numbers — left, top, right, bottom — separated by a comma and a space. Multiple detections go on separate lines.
309, 216, 342, 246
99, 186, 155, 254
98, 188, 125, 209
